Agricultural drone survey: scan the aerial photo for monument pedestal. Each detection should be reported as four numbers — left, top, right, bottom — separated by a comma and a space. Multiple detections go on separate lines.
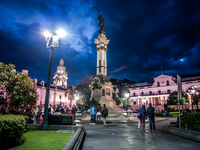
90, 76, 116, 109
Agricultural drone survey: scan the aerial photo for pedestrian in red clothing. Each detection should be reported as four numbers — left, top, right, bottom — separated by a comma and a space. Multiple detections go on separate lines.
138, 105, 147, 132
67, 104, 72, 116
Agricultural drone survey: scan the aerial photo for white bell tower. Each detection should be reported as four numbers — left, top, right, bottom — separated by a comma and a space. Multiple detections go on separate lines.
53, 58, 68, 88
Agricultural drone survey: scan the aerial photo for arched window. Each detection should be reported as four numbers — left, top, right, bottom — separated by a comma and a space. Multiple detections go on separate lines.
166, 80, 169, 86
157, 82, 160, 87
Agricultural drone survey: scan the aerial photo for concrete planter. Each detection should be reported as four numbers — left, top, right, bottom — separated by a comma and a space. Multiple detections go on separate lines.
48, 115, 74, 125
161, 125, 200, 142
62, 126, 86, 150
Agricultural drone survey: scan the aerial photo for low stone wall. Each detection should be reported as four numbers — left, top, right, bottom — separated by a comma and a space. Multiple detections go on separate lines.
161, 125, 200, 142
62, 126, 86, 150
48, 115, 74, 125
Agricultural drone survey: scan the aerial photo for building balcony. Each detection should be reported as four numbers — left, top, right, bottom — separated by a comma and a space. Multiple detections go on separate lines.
131, 93, 170, 97
153, 104, 161, 106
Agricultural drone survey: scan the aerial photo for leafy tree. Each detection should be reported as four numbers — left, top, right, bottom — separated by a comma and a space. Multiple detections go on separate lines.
0, 62, 16, 84
112, 86, 121, 105
192, 94, 200, 110
76, 75, 94, 108
121, 98, 127, 106
65, 85, 78, 104
167, 91, 188, 109
118, 86, 130, 98
112, 93, 121, 105
0, 62, 37, 106
118, 86, 130, 108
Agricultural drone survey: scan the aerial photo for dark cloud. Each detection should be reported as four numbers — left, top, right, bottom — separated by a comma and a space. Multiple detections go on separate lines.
0, 0, 200, 85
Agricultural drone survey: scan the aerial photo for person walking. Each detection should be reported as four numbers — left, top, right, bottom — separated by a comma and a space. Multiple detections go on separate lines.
138, 105, 147, 132
101, 104, 108, 126
96, 105, 102, 124
147, 103, 155, 132
72, 105, 77, 121
90, 104, 96, 125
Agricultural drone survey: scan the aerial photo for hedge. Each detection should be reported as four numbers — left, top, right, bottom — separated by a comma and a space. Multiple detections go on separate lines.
0, 115, 28, 149
181, 112, 200, 131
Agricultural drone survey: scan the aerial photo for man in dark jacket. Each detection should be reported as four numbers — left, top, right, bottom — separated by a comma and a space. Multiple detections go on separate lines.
147, 103, 155, 132
101, 104, 108, 126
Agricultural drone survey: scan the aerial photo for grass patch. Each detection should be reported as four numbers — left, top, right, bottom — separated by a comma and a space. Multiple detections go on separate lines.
11, 130, 74, 150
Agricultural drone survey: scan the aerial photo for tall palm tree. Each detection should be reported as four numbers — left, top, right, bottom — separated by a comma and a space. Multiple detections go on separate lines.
65, 85, 78, 105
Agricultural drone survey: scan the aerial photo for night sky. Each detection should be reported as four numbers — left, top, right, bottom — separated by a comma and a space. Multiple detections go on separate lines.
1, 0, 200, 86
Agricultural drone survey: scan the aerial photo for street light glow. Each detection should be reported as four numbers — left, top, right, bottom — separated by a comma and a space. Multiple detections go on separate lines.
43, 30, 52, 38
125, 93, 130, 98
56, 29, 67, 38
53, 35, 59, 42
75, 96, 79, 101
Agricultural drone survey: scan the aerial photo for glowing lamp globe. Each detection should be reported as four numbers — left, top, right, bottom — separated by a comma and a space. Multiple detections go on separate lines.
56, 29, 67, 38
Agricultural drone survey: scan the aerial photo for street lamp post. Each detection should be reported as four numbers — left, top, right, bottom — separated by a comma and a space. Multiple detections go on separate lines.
125, 93, 130, 115
40, 29, 66, 130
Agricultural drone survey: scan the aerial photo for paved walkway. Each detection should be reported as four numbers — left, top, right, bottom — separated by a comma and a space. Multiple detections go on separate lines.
82, 117, 200, 150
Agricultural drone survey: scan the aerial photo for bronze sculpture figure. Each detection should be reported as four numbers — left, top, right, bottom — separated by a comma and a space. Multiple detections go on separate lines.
97, 10, 106, 33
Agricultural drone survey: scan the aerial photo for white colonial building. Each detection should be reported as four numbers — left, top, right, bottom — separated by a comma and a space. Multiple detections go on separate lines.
35, 80, 76, 106
124, 74, 200, 111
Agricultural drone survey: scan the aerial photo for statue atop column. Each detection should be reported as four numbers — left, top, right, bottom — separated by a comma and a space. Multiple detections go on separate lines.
90, 11, 116, 109
97, 10, 106, 34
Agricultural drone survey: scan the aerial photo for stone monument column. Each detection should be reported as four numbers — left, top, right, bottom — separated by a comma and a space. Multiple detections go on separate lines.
94, 33, 109, 76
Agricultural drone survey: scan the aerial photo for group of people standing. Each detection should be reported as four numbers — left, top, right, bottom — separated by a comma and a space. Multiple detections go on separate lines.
89, 104, 108, 126
138, 103, 155, 132
34, 102, 78, 124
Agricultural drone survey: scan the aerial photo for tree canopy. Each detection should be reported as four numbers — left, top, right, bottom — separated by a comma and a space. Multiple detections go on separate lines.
0, 62, 37, 106
167, 91, 188, 105
118, 86, 130, 98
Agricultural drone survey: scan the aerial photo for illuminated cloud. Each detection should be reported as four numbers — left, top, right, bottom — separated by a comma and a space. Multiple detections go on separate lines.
112, 66, 127, 73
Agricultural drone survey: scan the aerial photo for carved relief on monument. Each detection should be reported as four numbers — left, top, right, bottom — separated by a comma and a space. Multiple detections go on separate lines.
105, 88, 110, 96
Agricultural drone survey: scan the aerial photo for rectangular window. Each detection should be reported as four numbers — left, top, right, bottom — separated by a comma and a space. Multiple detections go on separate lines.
167, 89, 170, 94
103, 60, 105, 73
133, 93, 136, 96
99, 60, 101, 73
141, 92, 144, 96
133, 101, 136, 105
60, 95, 62, 99
149, 91, 152, 95
158, 90, 161, 94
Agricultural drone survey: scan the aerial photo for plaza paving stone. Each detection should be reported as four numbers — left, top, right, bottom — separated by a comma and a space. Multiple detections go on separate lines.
82, 117, 200, 150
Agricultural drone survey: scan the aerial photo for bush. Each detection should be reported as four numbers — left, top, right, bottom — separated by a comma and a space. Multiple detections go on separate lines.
0, 115, 27, 149
169, 112, 179, 115
181, 112, 200, 131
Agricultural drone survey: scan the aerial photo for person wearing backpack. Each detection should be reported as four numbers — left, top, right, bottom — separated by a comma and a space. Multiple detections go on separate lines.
101, 104, 108, 126
138, 105, 147, 132
147, 103, 155, 132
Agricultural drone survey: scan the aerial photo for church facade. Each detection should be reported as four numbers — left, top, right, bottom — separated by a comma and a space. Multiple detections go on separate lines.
124, 74, 200, 111
53, 58, 68, 88
35, 58, 75, 106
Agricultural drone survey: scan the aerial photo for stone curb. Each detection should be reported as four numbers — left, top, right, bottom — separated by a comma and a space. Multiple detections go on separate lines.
161, 125, 200, 143
77, 118, 168, 124
62, 126, 86, 150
